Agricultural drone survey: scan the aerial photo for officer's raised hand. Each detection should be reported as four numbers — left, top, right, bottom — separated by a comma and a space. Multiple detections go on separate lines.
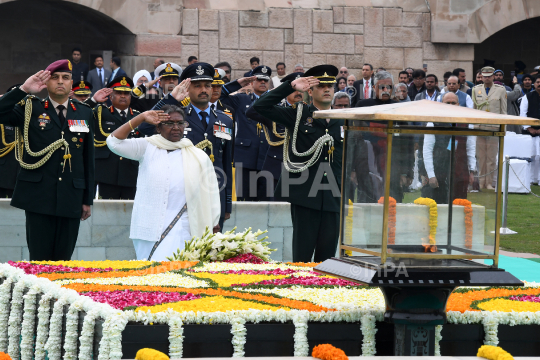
21, 70, 51, 94
291, 76, 319, 92
171, 79, 191, 102
237, 76, 257, 87
143, 110, 170, 126
93, 88, 113, 103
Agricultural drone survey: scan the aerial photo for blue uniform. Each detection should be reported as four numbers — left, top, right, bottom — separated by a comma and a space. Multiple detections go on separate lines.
220, 80, 270, 200
142, 95, 233, 231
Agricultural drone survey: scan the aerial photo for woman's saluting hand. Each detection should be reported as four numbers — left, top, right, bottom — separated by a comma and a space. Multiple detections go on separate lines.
143, 110, 170, 126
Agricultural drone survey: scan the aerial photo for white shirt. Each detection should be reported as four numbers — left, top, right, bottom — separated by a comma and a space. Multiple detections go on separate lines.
106, 136, 190, 245
425, 90, 437, 101
362, 78, 372, 98
423, 122, 476, 179
520, 95, 530, 129
48, 98, 69, 118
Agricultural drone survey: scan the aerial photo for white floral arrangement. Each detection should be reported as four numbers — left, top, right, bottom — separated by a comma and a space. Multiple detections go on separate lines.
167, 227, 275, 262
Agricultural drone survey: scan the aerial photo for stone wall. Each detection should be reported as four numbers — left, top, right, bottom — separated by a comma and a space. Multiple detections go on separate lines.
119, 5, 473, 89
0, 199, 293, 263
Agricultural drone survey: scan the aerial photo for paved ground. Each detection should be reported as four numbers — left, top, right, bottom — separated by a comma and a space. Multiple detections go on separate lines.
499, 250, 540, 258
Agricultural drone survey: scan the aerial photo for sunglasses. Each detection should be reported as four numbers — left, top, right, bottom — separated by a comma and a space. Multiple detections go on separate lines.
340, 71, 348, 74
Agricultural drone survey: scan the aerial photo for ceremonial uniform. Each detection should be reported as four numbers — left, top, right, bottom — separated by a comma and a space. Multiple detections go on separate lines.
0, 85, 22, 198
71, 80, 92, 103
0, 60, 94, 260
150, 63, 234, 231
89, 76, 141, 199
472, 66, 507, 189
252, 65, 344, 262
220, 65, 271, 201
132, 63, 183, 115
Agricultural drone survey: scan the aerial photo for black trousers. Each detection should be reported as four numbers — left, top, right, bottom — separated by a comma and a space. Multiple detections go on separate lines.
290, 204, 340, 262
236, 167, 272, 201
25, 211, 80, 261
97, 183, 136, 200
0, 187, 14, 198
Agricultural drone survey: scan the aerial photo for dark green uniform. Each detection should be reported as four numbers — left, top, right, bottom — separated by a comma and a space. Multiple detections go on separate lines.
252, 81, 344, 262
92, 103, 140, 199
0, 124, 20, 198
0, 87, 94, 260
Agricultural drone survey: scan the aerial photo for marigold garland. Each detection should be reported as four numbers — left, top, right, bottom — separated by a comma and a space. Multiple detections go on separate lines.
477, 345, 514, 360
0, 352, 11, 360
414, 197, 438, 245
135, 348, 169, 360
378, 197, 396, 245
312, 344, 348, 360
453, 199, 473, 249
446, 287, 540, 312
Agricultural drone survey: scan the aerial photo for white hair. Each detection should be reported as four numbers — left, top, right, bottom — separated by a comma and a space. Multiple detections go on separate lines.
395, 82, 408, 90
373, 70, 394, 86
332, 92, 351, 106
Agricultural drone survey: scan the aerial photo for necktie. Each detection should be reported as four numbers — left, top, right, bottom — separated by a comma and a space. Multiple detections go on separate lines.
211, 104, 215, 112
57, 105, 66, 126
364, 80, 369, 99
200, 111, 208, 127
120, 110, 127, 123
99, 69, 103, 87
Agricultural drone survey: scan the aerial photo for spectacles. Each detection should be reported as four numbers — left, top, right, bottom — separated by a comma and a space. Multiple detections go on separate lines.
333, 104, 350, 108
377, 84, 393, 90
340, 71, 348, 74
161, 121, 187, 128
444, 102, 458, 105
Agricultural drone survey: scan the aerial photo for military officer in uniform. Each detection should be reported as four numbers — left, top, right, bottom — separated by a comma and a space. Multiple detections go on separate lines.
0, 60, 94, 260
132, 62, 183, 115
88, 76, 141, 199
0, 85, 22, 198
147, 63, 234, 232
246, 72, 305, 199
472, 66, 507, 190
220, 65, 271, 201
70, 80, 92, 103
252, 65, 343, 262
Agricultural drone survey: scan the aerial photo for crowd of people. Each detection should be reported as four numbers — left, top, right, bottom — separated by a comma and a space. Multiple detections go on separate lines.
0, 45, 536, 263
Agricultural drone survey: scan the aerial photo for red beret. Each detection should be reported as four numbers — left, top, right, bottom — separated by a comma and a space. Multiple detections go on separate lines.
45, 59, 72, 74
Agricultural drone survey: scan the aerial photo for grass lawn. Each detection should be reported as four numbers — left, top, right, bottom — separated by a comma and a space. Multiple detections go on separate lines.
500, 185, 540, 255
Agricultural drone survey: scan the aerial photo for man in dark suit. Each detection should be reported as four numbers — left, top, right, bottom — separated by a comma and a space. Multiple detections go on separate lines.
252, 65, 343, 262
110, 57, 128, 81
71, 48, 89, 81
220, 65, 272, 201
87, 56, 112, 95
351, 63, 374, 105
0, 60, 94, 260
87, 76, 141, 200
146, 63, 234, 232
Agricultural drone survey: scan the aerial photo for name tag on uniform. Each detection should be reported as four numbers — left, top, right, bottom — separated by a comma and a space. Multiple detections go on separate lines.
214, 124, 232, 140
105, 121, 115, 125
4, 125, 14, 131
68, 120, 89, 133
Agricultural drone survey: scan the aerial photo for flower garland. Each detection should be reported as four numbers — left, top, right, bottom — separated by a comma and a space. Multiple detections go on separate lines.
168, 316, 184, 358
312, 344, 348, 360
477, 345, 514, 360
19, 290, 37, 360
434, 325, 442, 356
78, 308, 100, 360
64, 301, 84, 360
360, 314, 377, 356
231, 316, 247, 357
378, 197, 397, 244
135, 348, 169, 360
0, 352, 11, 360
0, 277, 13, 352
44, 296, 70, 360
414, 197, 438, 247
7, 280, 25, 360
292, 311, 309, 356
34, 294, 53, 360
453, 199, 473, 249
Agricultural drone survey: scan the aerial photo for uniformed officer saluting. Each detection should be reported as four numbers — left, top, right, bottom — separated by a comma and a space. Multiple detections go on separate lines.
246, 72, 305, 199
70, 80, 92, 103
252, 65, 343, 262
148, 63, 234, 232
0, 60, 94, 261
0, 85, 23, 198
220, 65, 271, 201
87, 76, 141, 199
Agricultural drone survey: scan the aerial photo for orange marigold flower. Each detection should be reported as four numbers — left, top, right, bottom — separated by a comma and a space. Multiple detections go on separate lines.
312, 344, 348, 360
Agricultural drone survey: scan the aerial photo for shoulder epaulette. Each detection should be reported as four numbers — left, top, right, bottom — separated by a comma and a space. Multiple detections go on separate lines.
291, 101, 307, 109
132, 108, 140, 113
181, 97, 191, 107
72, 99, 92, 107
493, 84, 504, 88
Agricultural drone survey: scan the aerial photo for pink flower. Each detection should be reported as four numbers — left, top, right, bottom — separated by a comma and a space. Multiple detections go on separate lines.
231, 276, 363, 287
8, 261, 113, 275
81, 290, 201, 309
509, 295, 540, 303
189, 269, 314, 276
222, 254, 268, 264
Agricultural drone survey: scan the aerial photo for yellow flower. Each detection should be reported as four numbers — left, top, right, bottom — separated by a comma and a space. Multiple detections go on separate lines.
136, 295, 289, 313
135, 348, 169, 360
191, 272, 288, 287
414, 197, 438, 245
477, 298, 540, 313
